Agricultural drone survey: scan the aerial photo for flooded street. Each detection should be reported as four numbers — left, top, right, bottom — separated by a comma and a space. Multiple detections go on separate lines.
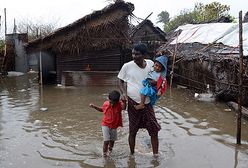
1, 74, 248, 168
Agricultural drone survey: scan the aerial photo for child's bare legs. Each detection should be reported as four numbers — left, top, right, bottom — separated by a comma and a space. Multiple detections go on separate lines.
109, 140, 115, 152
135, 94, 146, 110
103, 141, 109, 157
103, 140, 115, 156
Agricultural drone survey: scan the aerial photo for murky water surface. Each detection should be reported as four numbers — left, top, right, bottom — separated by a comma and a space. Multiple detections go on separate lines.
1, 74, 248, 168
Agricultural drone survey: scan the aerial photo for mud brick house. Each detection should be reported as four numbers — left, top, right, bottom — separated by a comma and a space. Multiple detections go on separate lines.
26, 1, 134, 85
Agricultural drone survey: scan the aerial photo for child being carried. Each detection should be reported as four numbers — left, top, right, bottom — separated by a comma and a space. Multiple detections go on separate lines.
135, 55, 168, 110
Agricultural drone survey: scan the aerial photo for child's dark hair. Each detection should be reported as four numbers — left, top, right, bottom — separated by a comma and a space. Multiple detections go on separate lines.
109, 90, 120, 103
133, 43, 147, 55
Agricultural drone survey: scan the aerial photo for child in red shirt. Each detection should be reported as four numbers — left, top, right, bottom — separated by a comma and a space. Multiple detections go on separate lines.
89, 90, 126, 157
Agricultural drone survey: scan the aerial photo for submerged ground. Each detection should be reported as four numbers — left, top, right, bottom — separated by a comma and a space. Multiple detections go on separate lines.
0, 73, 248, 168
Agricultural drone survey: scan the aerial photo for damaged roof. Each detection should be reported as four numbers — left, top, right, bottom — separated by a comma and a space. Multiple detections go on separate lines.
130, 19, 167, 42
26, 0, 134, 53
169, 23, 248, 56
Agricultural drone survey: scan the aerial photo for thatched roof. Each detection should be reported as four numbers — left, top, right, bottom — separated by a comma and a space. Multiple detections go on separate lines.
130, 19, 167, 42
26, 0, 134, 53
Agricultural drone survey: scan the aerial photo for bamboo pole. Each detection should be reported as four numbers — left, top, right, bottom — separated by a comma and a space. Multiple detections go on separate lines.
169, 32, 179, 96
237, 11, 244, 145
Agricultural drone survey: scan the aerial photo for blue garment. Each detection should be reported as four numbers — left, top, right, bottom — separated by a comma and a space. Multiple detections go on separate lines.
140, 78, 158, 106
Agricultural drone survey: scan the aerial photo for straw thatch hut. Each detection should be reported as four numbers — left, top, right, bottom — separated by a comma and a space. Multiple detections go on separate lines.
130, 19, 167, 59
159, 23, 248, 106
26, 1, 134, 85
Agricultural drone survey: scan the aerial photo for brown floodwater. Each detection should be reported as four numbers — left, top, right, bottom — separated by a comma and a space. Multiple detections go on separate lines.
0, 73, 248, 168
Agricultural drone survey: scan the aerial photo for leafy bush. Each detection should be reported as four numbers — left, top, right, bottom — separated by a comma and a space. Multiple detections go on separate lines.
0, 40, 5, 53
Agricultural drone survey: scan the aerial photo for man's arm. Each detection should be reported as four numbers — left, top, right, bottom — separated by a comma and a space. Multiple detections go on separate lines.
118, 79, 127, 100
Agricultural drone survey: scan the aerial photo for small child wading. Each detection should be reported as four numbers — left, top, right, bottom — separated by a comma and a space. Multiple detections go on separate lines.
89, 90, 126, 157
135, 55, 168, 110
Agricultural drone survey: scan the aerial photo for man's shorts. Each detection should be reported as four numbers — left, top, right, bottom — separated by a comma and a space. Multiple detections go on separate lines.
102, 126, 117, 141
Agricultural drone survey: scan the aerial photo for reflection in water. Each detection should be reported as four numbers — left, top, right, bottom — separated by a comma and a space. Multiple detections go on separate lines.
234, 146, 239, 168
1, 74, 248, 168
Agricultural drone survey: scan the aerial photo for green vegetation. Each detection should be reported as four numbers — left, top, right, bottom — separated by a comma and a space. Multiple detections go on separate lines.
0, 39, 4, 52
157, 1, 235, 32
157, 10, 170, 24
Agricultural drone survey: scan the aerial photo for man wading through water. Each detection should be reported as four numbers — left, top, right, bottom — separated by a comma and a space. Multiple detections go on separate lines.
118, 43, 161, 157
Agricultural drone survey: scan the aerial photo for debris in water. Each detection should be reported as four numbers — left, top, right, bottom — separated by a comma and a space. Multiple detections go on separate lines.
40, 107, 48, 111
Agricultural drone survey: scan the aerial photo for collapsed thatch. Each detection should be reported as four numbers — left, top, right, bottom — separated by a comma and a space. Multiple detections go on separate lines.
26, 1, 134, 53
130, 19, 167, 42
159, 42, 248, 106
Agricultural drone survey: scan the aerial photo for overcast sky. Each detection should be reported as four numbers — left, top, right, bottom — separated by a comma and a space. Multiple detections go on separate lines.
1, 0, 248, 34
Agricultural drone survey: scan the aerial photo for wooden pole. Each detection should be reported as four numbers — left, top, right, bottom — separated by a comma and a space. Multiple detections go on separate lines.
39, 50, 43, 85
39, 29, 43, 85
144, 12, 153, 21
4, 8, 7, 36
237, 11, 244, 145
169, 32, 179, 96
13, 18, 16, 33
